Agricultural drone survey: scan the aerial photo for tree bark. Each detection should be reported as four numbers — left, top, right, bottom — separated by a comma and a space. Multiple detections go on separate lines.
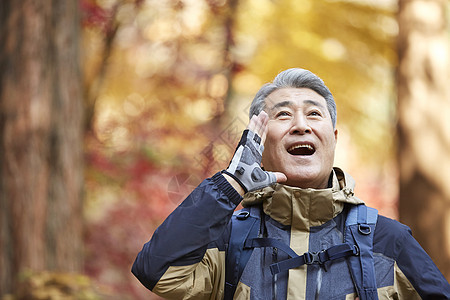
397, 0, 450, 279
0, 0, 84, 294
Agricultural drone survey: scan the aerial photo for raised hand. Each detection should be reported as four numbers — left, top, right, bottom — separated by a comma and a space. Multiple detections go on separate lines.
223, 111, 286, 194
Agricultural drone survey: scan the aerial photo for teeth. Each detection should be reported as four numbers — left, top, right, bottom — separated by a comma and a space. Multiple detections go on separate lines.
288, 144, 314, 152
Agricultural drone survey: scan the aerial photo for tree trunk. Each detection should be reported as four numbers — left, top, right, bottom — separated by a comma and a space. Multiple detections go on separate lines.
397, 0, 450, 279
0, 0, 84, 294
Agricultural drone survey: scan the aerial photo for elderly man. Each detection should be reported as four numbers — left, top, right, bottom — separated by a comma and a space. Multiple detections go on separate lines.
132, 68, 450, 299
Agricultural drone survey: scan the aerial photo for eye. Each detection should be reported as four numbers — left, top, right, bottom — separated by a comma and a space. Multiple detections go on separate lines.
275, 111, 292, 119
308, 110, 322, 117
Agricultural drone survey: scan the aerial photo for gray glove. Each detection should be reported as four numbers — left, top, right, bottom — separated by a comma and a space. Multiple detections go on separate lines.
223, 129, 276, 193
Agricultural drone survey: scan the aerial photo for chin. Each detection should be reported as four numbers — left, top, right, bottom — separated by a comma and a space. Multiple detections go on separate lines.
284, 170, 327, 189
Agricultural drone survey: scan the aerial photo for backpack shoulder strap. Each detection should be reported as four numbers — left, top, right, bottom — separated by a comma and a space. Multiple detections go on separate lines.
345, 204, 379, 300
224, 205, 261, 300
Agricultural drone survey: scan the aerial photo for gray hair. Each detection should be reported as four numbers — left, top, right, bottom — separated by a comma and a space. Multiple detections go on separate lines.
249, 68, 337, 127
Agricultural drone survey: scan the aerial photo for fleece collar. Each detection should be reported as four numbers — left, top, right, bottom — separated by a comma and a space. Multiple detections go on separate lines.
241, 168, 364, 231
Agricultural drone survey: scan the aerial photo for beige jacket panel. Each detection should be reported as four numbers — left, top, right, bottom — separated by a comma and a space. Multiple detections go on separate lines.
153, 248, 226, 300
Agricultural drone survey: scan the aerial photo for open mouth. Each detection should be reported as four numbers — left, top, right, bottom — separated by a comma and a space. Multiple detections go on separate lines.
287, 144, 316, 156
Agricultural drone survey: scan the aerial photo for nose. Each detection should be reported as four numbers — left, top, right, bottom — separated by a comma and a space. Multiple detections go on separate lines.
289, 113, 311, 135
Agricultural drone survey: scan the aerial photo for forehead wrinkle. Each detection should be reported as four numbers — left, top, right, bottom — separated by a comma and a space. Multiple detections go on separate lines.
303, 99, 326, 110
266, 98, 326, 113
270, 100, 295, 111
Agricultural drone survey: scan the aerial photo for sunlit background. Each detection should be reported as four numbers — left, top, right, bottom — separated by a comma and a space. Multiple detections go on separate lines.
81, 0, 401, 298
3, 0, 449, 299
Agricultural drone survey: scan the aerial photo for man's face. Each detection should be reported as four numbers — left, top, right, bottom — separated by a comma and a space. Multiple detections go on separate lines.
262, 88, 338, 189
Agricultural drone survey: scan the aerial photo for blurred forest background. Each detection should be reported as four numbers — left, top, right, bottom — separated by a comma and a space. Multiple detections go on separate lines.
0, 0, 449, 299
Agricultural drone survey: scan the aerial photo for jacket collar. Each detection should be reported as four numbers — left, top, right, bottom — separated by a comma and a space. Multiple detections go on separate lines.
241, 168, 364, 231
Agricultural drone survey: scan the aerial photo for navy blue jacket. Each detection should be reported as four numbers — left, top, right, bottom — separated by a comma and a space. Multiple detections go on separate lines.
132, 170, 450, 299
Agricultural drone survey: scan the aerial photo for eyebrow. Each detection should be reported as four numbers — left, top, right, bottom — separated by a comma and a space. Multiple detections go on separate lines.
269, 99, 326, 112
270, 100, 294, 111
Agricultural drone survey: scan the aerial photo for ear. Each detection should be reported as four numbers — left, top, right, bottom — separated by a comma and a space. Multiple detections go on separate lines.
334, 128, 338, 142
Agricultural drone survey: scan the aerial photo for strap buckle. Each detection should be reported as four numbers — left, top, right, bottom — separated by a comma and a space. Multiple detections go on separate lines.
304, 250, 326, 265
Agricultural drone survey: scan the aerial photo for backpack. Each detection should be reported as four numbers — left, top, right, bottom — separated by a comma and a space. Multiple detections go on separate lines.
224, 203, 378, 300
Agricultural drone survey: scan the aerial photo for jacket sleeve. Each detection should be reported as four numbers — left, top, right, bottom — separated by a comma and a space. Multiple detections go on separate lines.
375, 216, 450, 299
131, 172, 242, 299
395, 227, 450, 299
